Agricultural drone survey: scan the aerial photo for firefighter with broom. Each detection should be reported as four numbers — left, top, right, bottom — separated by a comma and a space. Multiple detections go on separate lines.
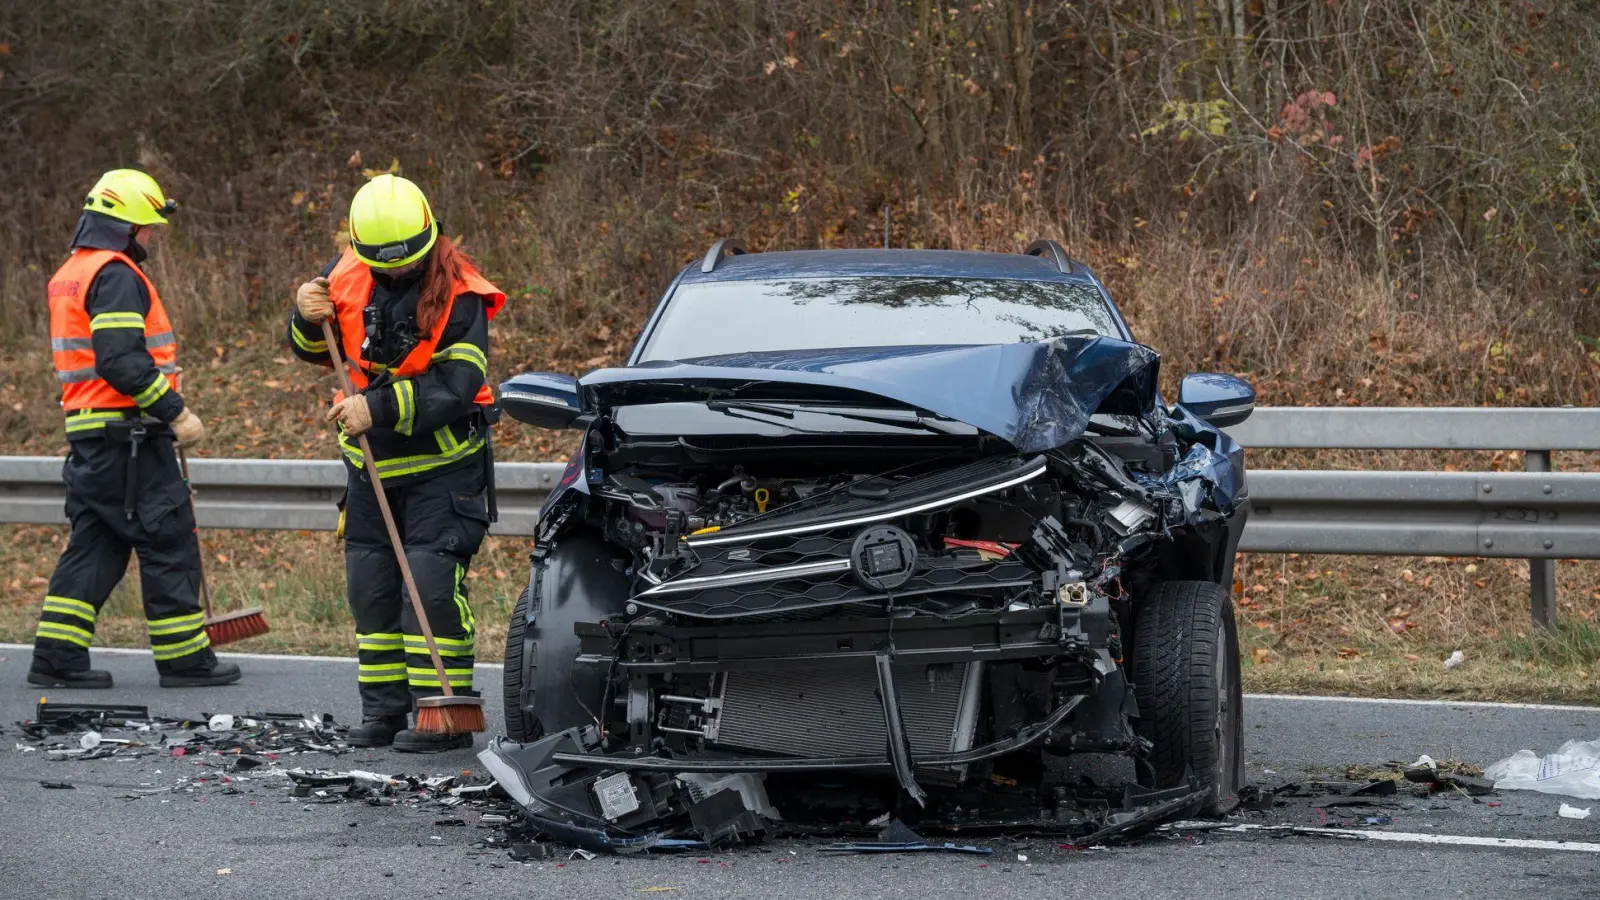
28, 169, 243, 690
290, 174, 500, 751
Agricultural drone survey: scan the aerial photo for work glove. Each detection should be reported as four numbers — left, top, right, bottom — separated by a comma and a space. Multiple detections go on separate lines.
296, 277, 333, 323
327, 394, 373, 437
171, 409, 206, 446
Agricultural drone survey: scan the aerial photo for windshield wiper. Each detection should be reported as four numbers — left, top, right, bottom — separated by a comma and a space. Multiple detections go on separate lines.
705, 401, 965, 436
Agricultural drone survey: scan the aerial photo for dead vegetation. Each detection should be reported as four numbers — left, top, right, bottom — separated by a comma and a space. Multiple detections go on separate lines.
0, 2, 1597, 693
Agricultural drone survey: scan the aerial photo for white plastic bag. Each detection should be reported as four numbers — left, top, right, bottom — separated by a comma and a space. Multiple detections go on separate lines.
1485, 739, 1600, 800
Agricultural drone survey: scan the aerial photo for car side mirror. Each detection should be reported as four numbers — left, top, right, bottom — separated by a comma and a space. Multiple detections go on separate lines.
500, 373, 588, 430
1177, 373, 1256, 428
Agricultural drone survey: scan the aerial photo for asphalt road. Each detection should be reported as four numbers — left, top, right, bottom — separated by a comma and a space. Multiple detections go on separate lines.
2, 645, 1599, 900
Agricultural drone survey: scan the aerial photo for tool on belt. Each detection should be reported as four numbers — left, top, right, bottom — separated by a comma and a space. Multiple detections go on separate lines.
103, 416, 169, 520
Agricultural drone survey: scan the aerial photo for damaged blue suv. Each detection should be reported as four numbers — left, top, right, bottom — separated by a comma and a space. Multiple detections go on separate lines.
485, 240, 1253, 849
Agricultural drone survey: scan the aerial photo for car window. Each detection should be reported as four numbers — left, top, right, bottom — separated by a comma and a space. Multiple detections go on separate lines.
637, 276, 1120, 362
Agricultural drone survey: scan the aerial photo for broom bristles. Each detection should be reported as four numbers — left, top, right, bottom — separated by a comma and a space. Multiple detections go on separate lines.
414, 695, 486, 734
204, 607, 271, 646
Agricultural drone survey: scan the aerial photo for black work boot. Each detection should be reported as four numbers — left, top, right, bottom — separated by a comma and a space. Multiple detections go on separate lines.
392, 727, 474, 753
159, 660, 242, 688
27, 659, 113, 689
347, 714, 409, 748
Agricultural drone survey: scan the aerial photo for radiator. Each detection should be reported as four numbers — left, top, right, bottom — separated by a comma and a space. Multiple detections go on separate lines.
712, 660, 981, 765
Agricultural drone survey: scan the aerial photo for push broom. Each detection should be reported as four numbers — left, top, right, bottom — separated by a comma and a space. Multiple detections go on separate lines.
179, 443, 270, 645
319, 319, 485, 735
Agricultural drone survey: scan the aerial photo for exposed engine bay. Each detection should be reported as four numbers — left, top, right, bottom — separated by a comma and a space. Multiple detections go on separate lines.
487, 408, 1245, 851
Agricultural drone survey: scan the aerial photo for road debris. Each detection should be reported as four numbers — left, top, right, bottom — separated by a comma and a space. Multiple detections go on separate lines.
14, 701, 351, 760
1558, 803, 1591, 820
1443, 650, 1465, 670
1485, 739, 1600, 800
818, 818, 992, 856
14, 696, 1517, 864
1403, 760, 1494, 796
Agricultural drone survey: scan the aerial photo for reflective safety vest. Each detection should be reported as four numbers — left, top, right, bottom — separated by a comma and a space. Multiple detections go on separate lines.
326, 248, 506, 479
47, 249, 179, 434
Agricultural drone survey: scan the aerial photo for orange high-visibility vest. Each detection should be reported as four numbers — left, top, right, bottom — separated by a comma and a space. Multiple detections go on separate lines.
47, 249, 178, 412
326, 248, 504, 406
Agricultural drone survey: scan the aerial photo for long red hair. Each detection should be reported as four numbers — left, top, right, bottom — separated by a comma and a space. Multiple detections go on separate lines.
417, 235, 474, 335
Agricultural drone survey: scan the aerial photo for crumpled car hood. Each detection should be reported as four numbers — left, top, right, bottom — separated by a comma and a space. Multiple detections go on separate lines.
583, 336, 1160, 453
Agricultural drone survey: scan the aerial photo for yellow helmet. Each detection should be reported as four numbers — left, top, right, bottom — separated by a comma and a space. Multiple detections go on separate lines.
83, 169, 177, 226
348, 174, 438, 269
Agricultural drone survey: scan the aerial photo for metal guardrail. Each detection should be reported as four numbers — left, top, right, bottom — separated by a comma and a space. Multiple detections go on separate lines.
1229, 406, 1593, 629
0, 456, 566, 538
1, 408, 1593, 628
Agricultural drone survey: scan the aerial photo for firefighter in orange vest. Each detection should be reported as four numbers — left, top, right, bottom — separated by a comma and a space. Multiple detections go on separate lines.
30, 169, 242, 689
290, 174, 504, 751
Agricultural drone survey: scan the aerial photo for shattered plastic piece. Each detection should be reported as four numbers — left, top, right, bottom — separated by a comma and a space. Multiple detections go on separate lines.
79, 731, 102, 750
876, 819, 923, 844
508, 842, 554, 862
679, 774, 780, 821
1443, 650, 1465, 670
35, 700, 149, 727
687, 790, 768, 848
1559, 803, 1592, 820
40, 781, 75, 789
1485, 740, 1600, 800
1346, 779, 1398, 798
819, 817, 990, 856
569, 849, 598, 861
1403, 764, 1495, 796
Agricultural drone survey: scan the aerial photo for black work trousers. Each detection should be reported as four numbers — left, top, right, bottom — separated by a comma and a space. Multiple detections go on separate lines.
32, 434, 217, 675
344, 458, 491, 718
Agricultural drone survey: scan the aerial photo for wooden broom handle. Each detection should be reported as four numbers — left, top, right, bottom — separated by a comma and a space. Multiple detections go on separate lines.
319, 319, 455, 697
177, 447, 216, 621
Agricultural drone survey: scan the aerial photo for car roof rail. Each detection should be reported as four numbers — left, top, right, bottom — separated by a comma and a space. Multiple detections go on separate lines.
700, 238, 748, 273
1023, 239, 1074, 273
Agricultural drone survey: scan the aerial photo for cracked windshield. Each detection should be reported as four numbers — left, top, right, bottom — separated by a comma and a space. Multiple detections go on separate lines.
639, 277, 1119, 361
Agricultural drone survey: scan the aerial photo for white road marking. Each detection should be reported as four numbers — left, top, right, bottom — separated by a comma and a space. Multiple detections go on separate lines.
1177, 822, 1600, 854
0, 643, 1595, 705
1244, 692, 1600, 713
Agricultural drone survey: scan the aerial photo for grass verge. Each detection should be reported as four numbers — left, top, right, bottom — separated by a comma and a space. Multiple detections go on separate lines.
2, 525, 1596, 704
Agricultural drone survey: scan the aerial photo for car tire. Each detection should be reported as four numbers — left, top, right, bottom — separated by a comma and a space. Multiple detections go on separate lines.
501, 586, 542, 743
502, 530, 630, 743
1131, 580, 1243, 816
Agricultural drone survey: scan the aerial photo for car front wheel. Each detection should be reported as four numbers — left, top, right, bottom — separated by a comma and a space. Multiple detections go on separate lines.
1131, 580, 1243, 815
501, 530, 630, 743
